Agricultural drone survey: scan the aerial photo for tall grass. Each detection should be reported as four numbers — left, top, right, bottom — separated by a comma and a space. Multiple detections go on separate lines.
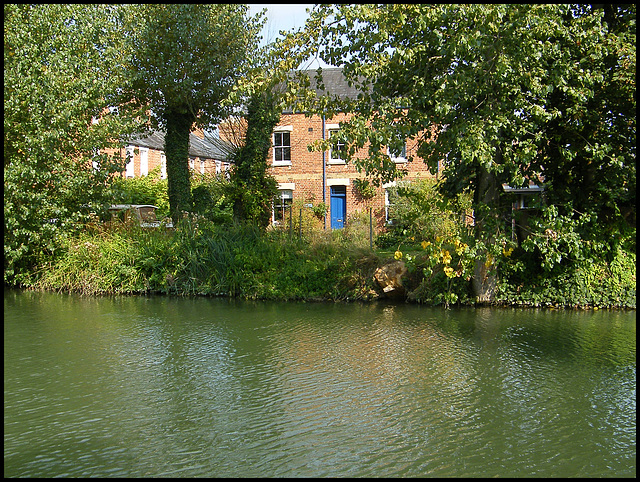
34, 216, 382, 301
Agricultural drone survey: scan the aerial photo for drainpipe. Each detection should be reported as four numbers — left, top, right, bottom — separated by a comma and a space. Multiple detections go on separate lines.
322, 114, 327, 230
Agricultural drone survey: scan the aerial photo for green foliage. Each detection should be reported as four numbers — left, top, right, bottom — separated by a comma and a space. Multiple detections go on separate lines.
111, 168, 233, 224
32, 208, 635, 308
286, 4, 636, 296
378, 178, 472, 248
229, 90, 281, 227
126, 4, 266, 223
191, 173, 234, 225
165, 111, 195, 222
521, 205, 602, 272
401, 234, 477, 308
34, 219, 380, 301
111, 167, 170, 218
352, 178, 377, 200
298, 5, 634, 220
4, 4, 145, 286
495, 248, 636, 309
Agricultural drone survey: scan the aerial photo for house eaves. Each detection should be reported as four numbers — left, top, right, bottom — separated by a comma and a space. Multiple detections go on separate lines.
124, 131, 234, 161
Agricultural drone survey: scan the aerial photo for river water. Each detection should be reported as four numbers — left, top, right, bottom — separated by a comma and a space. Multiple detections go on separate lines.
4, 289, 636, 477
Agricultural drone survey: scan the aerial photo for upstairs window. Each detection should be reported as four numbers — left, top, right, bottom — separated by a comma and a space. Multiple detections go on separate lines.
273, 131, 291, 165
328, 129, 346, 164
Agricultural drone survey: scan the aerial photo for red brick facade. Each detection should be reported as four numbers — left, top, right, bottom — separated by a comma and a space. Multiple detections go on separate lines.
268, 112, 438, 230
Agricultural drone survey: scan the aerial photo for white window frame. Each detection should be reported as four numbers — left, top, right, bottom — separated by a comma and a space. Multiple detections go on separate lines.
273, 126, 293, 166
327, 127, 346, 164
387, 141, 407, 164
273, 185, 294, 225
383, 181, 397, 225
160, 152, 167, 179
125, 146, 135, 178
139, 147, 149, 176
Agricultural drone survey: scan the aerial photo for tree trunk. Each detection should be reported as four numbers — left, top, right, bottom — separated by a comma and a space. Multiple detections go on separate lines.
164, 109, 195, 224
472, 164, 500, 304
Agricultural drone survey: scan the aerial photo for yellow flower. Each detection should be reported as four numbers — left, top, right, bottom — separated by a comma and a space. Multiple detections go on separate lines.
436, 236, 442, 243
503, 247, 514, 257
444, 266, 455, 278
485, 253, 494, 268
421, 240, 431, 250
441, 250, 452, 265
394, 250, 403, 260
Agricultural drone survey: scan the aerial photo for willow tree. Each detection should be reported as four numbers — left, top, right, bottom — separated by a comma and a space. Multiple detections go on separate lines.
127, 4, 265, 223
284, 4, 635, 302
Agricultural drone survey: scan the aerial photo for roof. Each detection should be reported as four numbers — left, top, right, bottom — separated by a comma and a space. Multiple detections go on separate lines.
303, 68, 362, 100
282, 67, 364, 113
124, 131, 233, 161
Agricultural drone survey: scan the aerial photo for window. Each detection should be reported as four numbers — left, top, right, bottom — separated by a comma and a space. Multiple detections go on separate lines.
160, 153, 167, 179
139, 147, 149, 176
273, 131, 291, 165
328, 129, 346, 164
273, 189, 293, 225
200, 159, 205, 174
388, 141, 407, 163
125, 146, 135, 178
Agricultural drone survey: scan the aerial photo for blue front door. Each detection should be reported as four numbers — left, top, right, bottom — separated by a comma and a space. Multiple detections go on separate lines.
330, 186, 346, 229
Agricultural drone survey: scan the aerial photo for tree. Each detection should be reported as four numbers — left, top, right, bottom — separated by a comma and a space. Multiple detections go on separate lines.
284, 4, 635, 301
126, 4, 265, 224
228, 90, 280, 227
4, 4, 144, 286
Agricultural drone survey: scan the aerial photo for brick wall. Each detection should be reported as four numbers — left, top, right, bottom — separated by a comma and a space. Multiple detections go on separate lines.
268, 112, 438, 230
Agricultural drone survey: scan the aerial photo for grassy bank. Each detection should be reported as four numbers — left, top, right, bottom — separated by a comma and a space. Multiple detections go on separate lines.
31, 215, 636, 310
34, 217, 381, 302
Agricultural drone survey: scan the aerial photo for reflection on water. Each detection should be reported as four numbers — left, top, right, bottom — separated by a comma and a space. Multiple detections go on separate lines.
4, 290, 636, 477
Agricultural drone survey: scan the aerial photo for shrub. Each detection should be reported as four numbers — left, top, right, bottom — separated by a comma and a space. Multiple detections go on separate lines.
111, 167, 170, 219
378, 178, 472, 249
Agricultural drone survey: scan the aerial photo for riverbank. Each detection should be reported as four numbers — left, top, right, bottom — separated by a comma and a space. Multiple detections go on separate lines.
26, 219, 636, 310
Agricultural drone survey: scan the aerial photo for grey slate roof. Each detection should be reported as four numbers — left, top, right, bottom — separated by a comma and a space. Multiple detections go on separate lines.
124, 131, 233, 161
302, 68, 362, 100
282, 67, 364, 113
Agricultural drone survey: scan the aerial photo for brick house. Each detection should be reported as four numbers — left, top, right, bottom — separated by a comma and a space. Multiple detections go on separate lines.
109, 68, 441, 231
264, 68, 438, 231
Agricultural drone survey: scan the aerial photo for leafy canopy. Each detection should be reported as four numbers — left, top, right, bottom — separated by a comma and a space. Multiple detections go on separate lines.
284, 4, 635, 225
4, 4, 145, 285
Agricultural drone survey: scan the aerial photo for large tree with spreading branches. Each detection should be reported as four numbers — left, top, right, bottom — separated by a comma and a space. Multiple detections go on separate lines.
282, 4, 635, 301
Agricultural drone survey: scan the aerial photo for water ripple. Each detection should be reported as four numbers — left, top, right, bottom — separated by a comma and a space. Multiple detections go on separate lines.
4, 295, 636, 478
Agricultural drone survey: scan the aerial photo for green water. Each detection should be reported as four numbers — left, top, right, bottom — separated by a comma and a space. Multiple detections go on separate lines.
4, 290, 636, 477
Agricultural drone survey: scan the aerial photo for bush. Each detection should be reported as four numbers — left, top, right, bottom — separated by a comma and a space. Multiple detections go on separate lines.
33, 217, 381, 301
191, 172, 234, 224
111, 167, 170, 218
377, 178, 472, 249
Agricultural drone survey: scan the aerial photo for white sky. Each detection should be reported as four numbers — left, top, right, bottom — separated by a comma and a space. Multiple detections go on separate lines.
248, 4, 329, 68
248, 4, 313, 43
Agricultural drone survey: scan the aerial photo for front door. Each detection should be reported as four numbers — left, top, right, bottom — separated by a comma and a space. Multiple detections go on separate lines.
330, 186, 346, 229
